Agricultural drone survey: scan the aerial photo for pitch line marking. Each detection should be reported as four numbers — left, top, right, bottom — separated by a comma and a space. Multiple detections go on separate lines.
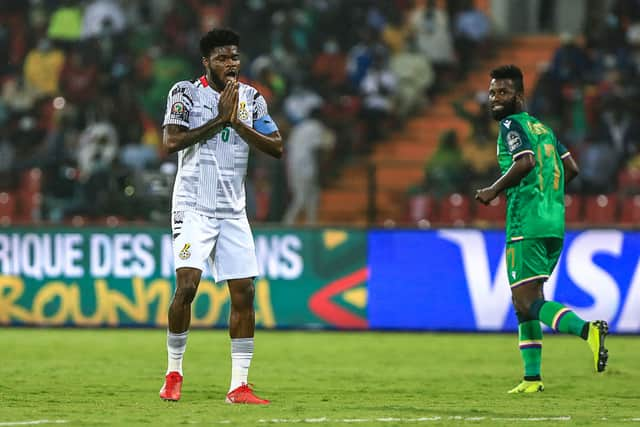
254, 416, 572, 424
0, 421, 68, 426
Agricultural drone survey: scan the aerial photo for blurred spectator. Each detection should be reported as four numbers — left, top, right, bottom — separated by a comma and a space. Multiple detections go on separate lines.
409, 0, 456, 85
47, 0, 83, 43
194, 0, 231, 34
23, 38, 65, 98
311, 38, 347, 91
321, 92, 364, 168
423, 129, 469, 198
2, 76, 37, 115
529, 63, 564, 130
140, 42, 194, 118
576, 139, 619, 194
249, 55, 286, 107
389, 35, 434, 120
359, 47, 397, 144
381, 6, 410, 54
452, 91, 500, 186
283, 108, 336, 225
346, 28, 380, 89
12, 0, 637, 226
283, 80, 322, 126
548, 33, 591, 83
628, 22, 640, 76
39, 110, 81, 222
0, 127, 15, 190
591, 95, 640, 164
560, 84, 589, 146
59, 48, 99, 107
0, 2, 29, 76
453, 0, 491, 77
76, 121, 118, 182
82, 0, 126, 39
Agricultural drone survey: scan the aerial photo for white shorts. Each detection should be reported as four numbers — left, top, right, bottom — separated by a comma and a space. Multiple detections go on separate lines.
172, 211, 260, 283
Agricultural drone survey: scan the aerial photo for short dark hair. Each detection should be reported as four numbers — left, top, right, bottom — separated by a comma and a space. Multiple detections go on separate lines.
200, 29, 240, 57
490, 64, 524, 93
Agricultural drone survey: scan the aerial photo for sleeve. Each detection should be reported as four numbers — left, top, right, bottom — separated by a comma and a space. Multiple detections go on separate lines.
252, 92, 279, 134
163, 81, 195, 128
499, 118, 533, 160
557, 140, 572, 159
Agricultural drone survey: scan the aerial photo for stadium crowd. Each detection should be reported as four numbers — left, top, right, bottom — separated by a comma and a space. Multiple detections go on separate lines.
0, 0, 636, 226
420, 0, 640, 216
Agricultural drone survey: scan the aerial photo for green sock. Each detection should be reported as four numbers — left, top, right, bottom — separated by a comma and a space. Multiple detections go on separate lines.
518, 320, 542, 379
531, 299, 587, 337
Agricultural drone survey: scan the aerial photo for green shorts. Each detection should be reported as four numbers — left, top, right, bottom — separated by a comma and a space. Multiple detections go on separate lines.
505, 237, 563, 288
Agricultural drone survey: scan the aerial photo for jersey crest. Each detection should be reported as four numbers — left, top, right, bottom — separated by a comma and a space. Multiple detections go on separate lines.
238, 101, 249, 121
178, 243, 191, 260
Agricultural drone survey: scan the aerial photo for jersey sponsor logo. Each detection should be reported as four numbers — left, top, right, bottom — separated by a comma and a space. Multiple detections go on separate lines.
170, 102, 189, 122
506, 131, 522, 152
178, 243, 192, 260
503, 120, 511, 128
238, 101, 249, 121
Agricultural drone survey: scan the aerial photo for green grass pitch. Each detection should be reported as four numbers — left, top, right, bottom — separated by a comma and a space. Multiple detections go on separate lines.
0, 329, 638, 426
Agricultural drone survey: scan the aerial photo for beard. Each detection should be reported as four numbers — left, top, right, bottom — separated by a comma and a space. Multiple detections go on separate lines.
491, 98, 518, 121
209, 72, 227, 91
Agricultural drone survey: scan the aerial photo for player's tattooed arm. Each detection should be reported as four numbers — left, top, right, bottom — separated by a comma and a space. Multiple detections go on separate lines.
163, 83, 236, 153
475, 153, 535, 204
229, 93, 283, 159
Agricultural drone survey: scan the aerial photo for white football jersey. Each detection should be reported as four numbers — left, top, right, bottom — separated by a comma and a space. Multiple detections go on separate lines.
163, 76, 271, 218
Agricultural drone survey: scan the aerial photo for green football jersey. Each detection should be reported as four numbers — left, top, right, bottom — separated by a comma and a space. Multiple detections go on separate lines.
497, 112, 570, 242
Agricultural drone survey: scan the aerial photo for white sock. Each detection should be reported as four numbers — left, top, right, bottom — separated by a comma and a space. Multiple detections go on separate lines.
229, 338, 254, 392
166, 330, 188, 376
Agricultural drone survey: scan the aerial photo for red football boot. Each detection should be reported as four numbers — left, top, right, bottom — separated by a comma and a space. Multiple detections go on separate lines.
159, 371, 183, 401
225, 384, 270, 404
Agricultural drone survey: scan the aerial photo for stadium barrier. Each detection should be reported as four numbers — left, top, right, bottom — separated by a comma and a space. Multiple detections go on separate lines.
0, 227, 638, 333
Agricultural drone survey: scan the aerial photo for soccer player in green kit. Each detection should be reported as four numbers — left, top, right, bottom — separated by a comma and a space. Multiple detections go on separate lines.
475, 65, 609, 393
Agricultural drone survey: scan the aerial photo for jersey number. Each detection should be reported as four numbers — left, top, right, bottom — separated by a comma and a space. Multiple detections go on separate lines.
537, 143, 561, 191
221, 127, 231, 142
506, 246, 516, 269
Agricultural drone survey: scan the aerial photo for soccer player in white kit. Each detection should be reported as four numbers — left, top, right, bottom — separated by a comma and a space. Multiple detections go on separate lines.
159, 29, 282, 404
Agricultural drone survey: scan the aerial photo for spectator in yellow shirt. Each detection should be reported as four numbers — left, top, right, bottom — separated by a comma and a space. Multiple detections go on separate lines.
23, 38, 65, 98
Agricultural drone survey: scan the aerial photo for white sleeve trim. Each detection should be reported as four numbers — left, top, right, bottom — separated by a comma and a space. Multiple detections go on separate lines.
512, 149, 534, 160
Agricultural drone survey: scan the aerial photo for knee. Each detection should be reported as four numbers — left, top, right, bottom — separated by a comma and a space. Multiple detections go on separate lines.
229, 279, 255, 310
174, 272, 200, 304
512, 296, 533, 318
174, 282, 198, 304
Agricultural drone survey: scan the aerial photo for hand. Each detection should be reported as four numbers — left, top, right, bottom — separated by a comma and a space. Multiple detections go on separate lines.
475, 187, 498, 205
229, 88, 241, 129
216, 81, 238, 124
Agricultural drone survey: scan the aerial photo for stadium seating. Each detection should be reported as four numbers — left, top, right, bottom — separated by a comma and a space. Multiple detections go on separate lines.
564, 194, 583, 225
319, 35, 561, 224
438, 193, 471, 226
474, 195, 506, 226
619, 195, 640, 225
18, 168, 42, 223
407, 194, 437, 224
618, 169, 640, 194
583, 194, 618, 225
0, 191, 16, 225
